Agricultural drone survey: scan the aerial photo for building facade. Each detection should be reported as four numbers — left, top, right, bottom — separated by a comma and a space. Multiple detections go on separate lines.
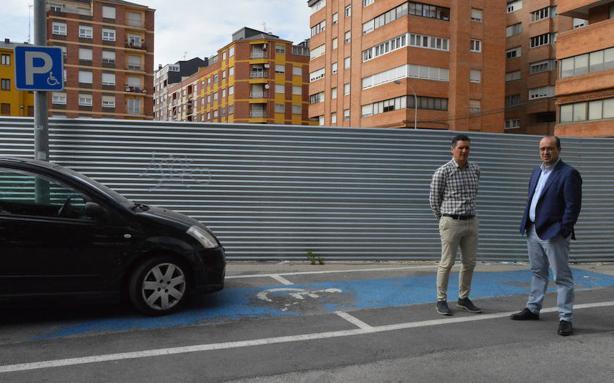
159, 27, 311, 124
307, 0, 506, 132
555, 0, 614, 137
504, 0, 582, 135
47, 0, 154, 119
0, 40, 34, 117
153, 57, 208, 121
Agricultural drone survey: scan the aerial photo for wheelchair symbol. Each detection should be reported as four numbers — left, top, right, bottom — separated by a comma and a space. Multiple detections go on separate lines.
47, 72, 60, 86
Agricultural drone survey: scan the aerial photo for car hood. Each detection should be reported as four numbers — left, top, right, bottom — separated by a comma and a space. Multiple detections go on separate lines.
137, 205, 202, 230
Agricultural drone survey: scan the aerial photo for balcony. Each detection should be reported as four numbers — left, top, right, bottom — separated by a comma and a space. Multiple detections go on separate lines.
127, 64, 143, 71
250, 70, 269, 78
125, 85, 147, 94
250, 91, 269, 98
250, 50, 267, 59
126, 41, 146, 50
250, 110, 267, 118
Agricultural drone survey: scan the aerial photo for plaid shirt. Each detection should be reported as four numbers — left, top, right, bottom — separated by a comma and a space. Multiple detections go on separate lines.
429, 159, 480, 219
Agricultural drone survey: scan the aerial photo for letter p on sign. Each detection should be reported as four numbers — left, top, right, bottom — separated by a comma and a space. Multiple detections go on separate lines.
14, 45, 64, 91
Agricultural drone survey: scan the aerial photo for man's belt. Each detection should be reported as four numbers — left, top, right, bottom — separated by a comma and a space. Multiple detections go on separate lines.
442, 214, 475, 220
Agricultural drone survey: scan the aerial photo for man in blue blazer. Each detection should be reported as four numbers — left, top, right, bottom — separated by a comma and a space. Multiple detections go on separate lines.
511, 136, 582, 336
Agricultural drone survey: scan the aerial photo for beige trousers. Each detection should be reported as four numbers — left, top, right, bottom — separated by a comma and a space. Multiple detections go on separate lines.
437, 216, 478, 301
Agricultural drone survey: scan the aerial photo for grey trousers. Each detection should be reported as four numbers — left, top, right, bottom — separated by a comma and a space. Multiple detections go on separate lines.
437, 216, 478, 301
526, 224, 574, 321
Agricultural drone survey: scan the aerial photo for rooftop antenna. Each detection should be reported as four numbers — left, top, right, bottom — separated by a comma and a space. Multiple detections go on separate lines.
262, 22, 267, 33
28, 4, 33, 43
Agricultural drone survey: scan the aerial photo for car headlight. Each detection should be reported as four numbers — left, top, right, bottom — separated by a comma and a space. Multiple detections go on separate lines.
187, 226, 220, 249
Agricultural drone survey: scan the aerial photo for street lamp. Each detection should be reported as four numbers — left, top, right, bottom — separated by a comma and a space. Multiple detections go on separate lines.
394, 79, 417, 129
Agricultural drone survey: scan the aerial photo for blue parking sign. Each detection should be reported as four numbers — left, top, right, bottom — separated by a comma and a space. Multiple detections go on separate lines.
14, 45, 64, 91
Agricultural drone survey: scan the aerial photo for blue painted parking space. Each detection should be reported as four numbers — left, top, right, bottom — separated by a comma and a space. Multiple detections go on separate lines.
35, 268, 614, 340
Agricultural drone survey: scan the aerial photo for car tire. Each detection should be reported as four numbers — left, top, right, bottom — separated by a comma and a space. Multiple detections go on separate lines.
128, 256, 190, 316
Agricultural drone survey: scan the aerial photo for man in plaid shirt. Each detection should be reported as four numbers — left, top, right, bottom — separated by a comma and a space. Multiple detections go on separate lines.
429, 134, 481, 316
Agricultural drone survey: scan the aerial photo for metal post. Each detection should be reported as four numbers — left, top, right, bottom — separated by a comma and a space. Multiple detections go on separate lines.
406, 82, 418, 130
34, 0, 49, 202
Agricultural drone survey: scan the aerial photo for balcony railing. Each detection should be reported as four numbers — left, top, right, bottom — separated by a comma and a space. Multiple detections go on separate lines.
127, 64, 143, 71
125, 85, 147, 94
126, 41, 146, 50
249, 91, 269, 98
250, 51, 267, 58
250, 110, 267, 118
250, 70, 269, 78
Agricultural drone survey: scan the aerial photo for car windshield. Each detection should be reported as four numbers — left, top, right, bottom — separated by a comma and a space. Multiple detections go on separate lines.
57, 164, 134, 208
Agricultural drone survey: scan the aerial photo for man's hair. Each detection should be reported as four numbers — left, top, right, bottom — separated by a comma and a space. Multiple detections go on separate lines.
451, 134, 471, 148
543, 135, 561, 150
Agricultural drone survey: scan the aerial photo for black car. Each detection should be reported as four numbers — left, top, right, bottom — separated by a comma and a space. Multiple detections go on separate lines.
0, 157, 225, 315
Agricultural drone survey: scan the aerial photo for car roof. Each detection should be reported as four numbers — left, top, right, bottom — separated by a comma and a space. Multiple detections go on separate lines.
0, 157, 67, 172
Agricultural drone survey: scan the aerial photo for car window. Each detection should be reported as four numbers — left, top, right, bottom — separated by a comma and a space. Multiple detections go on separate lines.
0, 168, 89, 220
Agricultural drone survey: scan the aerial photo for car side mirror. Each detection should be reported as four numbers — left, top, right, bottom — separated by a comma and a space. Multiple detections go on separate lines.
84, 202, 107, 220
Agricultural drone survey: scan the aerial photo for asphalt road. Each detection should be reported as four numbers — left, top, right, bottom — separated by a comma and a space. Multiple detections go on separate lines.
1, 262, 613, 383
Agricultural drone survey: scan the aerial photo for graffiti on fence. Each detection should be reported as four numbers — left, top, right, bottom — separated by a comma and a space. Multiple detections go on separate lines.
139, 153, 211, 190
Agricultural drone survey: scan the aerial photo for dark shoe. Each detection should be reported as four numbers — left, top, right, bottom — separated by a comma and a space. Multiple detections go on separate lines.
436, 300, 452, 316
558, 320, 573, 336
510, 308, 539, 321
457, 297, 482, 313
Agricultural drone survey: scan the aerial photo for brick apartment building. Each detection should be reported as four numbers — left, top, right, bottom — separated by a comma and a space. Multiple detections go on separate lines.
0, 39, 34, 117
156, 27, 311, 124
555, 0, 614, 137
153, 57, 208, 121
504, 0, 581, 135
307, 0, 506, 132
47, 0, 154, 119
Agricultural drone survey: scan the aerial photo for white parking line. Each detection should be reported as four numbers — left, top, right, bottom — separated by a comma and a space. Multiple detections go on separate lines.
270, 275, 294, 285
2, 300, 613, 374
225, 265, 438, 280
335, 311, 373, 330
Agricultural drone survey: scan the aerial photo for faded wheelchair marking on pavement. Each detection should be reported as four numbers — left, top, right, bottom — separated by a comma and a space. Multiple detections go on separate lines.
33, 268, 614, 340
256, 287, 343, 311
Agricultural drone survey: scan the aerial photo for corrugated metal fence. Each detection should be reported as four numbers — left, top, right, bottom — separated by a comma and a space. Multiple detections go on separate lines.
1, 117, 613, 262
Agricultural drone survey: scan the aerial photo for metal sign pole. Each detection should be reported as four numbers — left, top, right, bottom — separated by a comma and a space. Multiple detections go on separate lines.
33, 0, 48, 162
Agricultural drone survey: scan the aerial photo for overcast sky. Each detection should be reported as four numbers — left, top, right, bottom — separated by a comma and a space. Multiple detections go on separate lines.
1, 0, 311, 67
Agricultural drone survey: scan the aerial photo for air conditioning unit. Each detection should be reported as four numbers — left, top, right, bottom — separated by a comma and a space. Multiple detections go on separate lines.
263, 63, 270, 69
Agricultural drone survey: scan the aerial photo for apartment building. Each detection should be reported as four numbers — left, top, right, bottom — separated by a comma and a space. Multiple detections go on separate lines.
555, 1, 614, 137
47, 0, 154, 119
154, 57, 208, 121
0, 40, 34, 117
504, 0, 582, 134
307, 0, 506, 132
161, 27, 311, 124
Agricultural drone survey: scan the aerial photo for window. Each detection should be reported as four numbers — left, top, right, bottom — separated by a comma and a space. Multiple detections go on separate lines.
332, 12, 338, 24
292, 86, 302, 95
102, 28, 116, 42
275, 84, 285, 94
126, 98, 142, 114
363, 0, 375, 6
345, 5, 352, 17
293, 66, 302, 76
471, 9, 483, 22
78, 93, 93, 107
127, 55, 141, 70
1, 54, 11, 65
344, 31, 351, 43
530, 33, 555, 48
506, 71, 521, 81
276, 44, 286, 54
102, 6, 116, 19
505, 119, 520, 130
506, 23, 522, 37
529, 86, 554, 100
0, 103, 9, 115
573, 18, 587, 29
470, 39, 481, 53
78, 48, 93, 61
311, 20, 326, 37
331, 87, 338, 99
310, 68, 325, 82
470, 70, 481, 83
274, 103, 285, 113
102, 95, 115, 108
310, 0, 326, 14
78, 71, 93, 84
275, 64, 285, 74
52, 22, 67, 36
332, 62, 338, 74
102, 50, 116, 64
507, 1, 522, 13
506, 47, 521, 59
229, 86, 234, 95
229, 67, 235, 77
531, 6, 556, 22
344, 57, 351, 69
310, 44, 325, 60
292, 105, 302, 115
343, 109, 350, 120
506, 94, 521, 107
1, 79, 10, 90
332, 38, 338, 50
126, 12, 143, 27
52, 92, 66, 105
529, 60, 555, 74
560, 48, 614, 78
101, 73, 115, 86
331, 112, 337, 124
309, 92, 325, 104
408, 2, 450, 21
469, 100, 481, 114
127, 75, 141, 88
229, 47, 235, 57
362, 64, 449, 89
79, 25, 93, 39
344, 83, 350, 96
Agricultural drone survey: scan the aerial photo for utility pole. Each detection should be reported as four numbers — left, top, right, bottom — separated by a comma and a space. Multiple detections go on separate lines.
33, 0, 49, 162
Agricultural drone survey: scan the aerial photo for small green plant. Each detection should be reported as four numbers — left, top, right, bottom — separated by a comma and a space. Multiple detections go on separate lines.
306, 250, 324, 265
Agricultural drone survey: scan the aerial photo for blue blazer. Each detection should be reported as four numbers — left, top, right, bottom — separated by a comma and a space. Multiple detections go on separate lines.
519, 160, 582, 240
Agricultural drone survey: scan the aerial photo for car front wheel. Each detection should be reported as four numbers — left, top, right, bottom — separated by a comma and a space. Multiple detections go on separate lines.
128, 256, 189, 315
